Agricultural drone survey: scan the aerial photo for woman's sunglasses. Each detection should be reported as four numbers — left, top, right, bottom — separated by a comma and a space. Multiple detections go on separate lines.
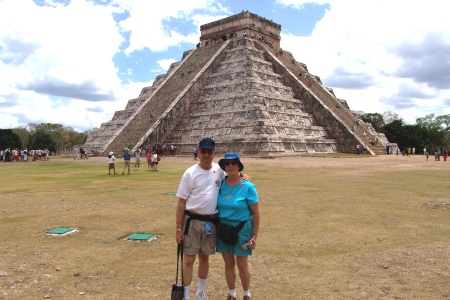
224, 161, 238, 166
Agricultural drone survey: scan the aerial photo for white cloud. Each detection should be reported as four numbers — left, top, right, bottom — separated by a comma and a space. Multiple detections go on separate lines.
280, 0, 450, 123
114, 0, 223, 54
157, 58, 177, 70
0, 0, 127, 131
1, 0, 124, 94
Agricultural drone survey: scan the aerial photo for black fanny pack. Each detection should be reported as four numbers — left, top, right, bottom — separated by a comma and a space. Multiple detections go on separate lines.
218, 221, 246, 245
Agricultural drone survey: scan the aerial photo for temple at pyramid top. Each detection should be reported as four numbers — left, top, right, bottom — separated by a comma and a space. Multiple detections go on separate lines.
200, 11, 281, 49
84, 11, 396, 157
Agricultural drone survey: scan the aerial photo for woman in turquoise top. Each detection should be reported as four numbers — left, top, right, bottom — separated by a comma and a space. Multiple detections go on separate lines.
217, 152, 260, 300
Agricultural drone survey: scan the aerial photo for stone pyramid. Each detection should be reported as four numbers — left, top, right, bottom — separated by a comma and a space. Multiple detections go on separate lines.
85, 11, 392, 156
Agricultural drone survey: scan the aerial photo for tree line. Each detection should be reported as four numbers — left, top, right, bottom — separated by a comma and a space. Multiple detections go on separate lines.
0, 123, 90, 155
361, 112, 450, 154
1, 113, 449, 156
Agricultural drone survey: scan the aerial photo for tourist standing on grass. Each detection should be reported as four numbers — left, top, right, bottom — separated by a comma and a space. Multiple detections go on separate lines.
134, 149, 141, 171
193, 146, 198, 160
122, 148, 132, 175
217, 152, 259, 300
13, 149, 19, 162
108, 151, 116, 175
146, 150, 152, 170
175, 138, 224, 300
5, 148, 10, 162
151, 151, 159, 171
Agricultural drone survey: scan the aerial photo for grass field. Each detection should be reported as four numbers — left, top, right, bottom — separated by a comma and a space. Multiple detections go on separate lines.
1, 154, 449, 299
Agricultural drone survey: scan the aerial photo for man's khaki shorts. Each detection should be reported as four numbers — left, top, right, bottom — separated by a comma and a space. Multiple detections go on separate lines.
182, 216, 217, 256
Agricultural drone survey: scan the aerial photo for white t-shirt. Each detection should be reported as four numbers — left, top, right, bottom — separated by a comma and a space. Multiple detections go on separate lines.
108, 155, 114, 163
176, 163, 225, 215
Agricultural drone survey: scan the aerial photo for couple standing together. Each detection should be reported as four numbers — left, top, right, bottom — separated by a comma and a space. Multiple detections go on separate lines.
175, 138, 260, 300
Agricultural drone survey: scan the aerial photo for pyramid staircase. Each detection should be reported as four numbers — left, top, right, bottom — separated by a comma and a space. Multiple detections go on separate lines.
162, 38, 337, 155
83, 66, 179, 153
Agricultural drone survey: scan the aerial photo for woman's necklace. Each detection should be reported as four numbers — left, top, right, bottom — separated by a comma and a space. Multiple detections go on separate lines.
224, 177, 241, 201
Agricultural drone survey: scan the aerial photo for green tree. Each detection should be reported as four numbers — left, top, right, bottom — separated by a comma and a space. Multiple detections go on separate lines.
27, 131, 56, 153
0, 129, 21, 149
416, 114, 441, 131
382, 115, 447, 154
23, 123, 87, 155
382, 111, 401, 124
8, 123, 87, 155
415, 114, 446, 151
436, 114, 450, 132
361, 112, 385, 132
12, 126, 30, 149
70, 130, 86, 145
444, 132, 450, 149
382, 119, 405, 146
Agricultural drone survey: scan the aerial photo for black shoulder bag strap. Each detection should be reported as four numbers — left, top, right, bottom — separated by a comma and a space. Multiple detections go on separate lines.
235, 220, 247, 232
218, 176, 228, 196
175, 243, 184, 286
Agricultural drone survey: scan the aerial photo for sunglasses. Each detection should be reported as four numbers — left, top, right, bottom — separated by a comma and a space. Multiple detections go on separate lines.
199, 149, 213, 155
224, 161, 238, 166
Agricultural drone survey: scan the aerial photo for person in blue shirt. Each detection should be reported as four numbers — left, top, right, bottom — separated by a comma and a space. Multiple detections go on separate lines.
217, 152, 260, 300
121, 148, 132, 175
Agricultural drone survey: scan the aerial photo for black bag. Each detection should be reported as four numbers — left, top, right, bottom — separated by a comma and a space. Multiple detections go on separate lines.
218, 221, 246, 245
171, 243, 184, 300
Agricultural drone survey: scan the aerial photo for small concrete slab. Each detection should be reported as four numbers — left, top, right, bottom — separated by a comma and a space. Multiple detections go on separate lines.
45, 227, 78, 236
127, 233, 156, 242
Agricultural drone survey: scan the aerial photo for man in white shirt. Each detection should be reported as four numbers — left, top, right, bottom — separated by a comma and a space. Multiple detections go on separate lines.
175, 138, 224, 300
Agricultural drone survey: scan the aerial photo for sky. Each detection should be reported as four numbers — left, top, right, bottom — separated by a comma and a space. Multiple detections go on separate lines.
1, 0, 449, 132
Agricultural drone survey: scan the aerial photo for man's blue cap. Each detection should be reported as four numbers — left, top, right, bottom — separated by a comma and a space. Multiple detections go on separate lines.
198, 138, 215, 150
218, 151, 244, 172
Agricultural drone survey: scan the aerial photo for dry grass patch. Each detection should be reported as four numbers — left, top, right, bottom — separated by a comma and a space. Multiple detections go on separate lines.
1, 155, 450, 299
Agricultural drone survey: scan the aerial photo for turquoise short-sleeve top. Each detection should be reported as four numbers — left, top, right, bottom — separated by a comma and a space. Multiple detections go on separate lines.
217, 180, 258, 221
